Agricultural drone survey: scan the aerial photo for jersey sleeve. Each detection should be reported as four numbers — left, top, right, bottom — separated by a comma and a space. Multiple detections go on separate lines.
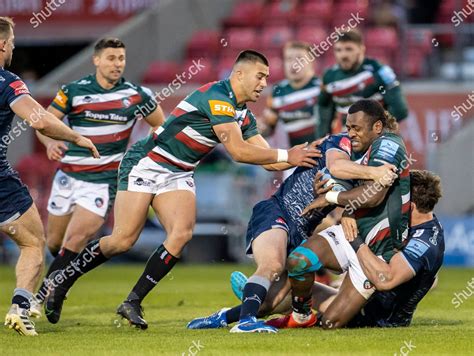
401, 235, 436, 275
242, 111, 259, 140
201, 93, 237, 127
4, 76, 30, 107
366, 136, 405, 169
140, 86, 158, 116
324, 135, 352, 156
50, 84, 71, 114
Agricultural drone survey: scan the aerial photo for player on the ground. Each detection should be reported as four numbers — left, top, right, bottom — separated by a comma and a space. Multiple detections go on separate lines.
264, 169, 444, 328
0, 17, 99, 336
187, 141, 396, 332
281, 99, 410, 329
43, 50, 322, 328
32, 37, 164, 314
317, 30, 408, 137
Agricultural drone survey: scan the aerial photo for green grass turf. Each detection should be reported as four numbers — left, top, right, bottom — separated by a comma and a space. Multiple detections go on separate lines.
1, 264, 473, 355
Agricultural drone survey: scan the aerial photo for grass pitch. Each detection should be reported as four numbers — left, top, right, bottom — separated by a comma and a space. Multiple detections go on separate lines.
1, 264, 473, 355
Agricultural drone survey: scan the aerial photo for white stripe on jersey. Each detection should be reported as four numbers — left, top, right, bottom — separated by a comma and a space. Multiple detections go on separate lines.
61, 153, 123, 166
72, 119, 135, 136
325, 71, 374, 94
402, 192, 410, 205
272, 86, 321, 109
152, 146, 199, 167
365, 217, 390, 245
284, 117, 317, 133
177, 100, 198, 112
72, 89, 139, 107
182, 126, 218, 147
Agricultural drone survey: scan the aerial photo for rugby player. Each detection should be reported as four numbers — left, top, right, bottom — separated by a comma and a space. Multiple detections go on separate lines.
44, 50, 322, 328
187, 100, 399, 333
317, 29, 408, 137
33, 37, 164, 314
0, 17, 99, 336
264, 169, 444, 329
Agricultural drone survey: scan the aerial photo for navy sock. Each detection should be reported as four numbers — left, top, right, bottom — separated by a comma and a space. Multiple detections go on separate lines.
239, 276, 270, 320
127, 244, 178, 303
36, 248, 78, 302
12, 288, 33, 310
225, 305, 241, 323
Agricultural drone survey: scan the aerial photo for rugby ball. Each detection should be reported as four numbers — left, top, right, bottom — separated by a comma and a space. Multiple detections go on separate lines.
320, 167, 354, 192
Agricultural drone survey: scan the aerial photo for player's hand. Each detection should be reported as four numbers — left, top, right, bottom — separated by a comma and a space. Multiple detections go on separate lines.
45, 141, 68, 161
313, 171, 333, 196
301, 195, 330, 217
341, 214, 358, 242
370, 164, 398, 187
74, 136, 100, 158
287, 142, 322, 168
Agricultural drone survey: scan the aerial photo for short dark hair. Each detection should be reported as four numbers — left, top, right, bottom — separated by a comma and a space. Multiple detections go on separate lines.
337, 29, 363, 45
348, 99, 398, 131
410, 170, 442, 213
283, 40, 311, 54
0, 17, 14, 39
94, 37, 126, 55
234, 50, 269, 67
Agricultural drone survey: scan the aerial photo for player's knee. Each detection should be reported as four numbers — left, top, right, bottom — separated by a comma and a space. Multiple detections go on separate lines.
255, 261, 285, 281
64, 232, 90, 251
320, 314, 343, 330
113, 236, 136, 254
168, 228, 193, 247
287, 246, 322, 278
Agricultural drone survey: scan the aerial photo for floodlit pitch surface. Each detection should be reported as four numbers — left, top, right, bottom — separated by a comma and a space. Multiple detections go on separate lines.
1, 264, 472, 355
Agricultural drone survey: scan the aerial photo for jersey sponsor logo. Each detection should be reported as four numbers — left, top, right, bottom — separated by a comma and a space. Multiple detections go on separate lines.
95, 197, 104, 208
84, 110, 128, 122
53, 89, 68, 109
339, 136, 352, 155
185, 179, 194, 188
412, 229, 424, 238
377, 139, 399, 161
378, 65, 397, 85
133, 177, 153, 187
77, 79, 92, 85
9, 80, 29, 96
209, 100, 235, 117
0, 75, 5, 82
405, 238, 430, 259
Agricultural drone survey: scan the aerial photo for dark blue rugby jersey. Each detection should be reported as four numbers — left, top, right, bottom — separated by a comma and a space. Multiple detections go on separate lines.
371, 216, 445, 327
272, 134, 352, 238
0, 68, 30, 177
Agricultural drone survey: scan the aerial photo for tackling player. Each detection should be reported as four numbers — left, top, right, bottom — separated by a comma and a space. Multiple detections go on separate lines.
33, 37, 164, 314
0, 17, 98, 336
317, 30, 408, 137
43, 50, 322, 328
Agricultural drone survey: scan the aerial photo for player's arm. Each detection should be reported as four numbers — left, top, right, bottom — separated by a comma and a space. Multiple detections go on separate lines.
377, 65, 409, 122
143, 104, 165, 131
356, 246, 415, 291
11, 96, 99, 158
36, 106, 68, 161
213, 122, 319, 167
245, 134, 292, 171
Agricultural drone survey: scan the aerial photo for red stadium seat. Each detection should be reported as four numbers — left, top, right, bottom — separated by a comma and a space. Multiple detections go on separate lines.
295, 26, 328, 47
222, 1, 265, 28
182, 59, 216, 84
365, 47, 393, 68
261, 26, 294, 50
226, 28, 258, 50
403, 49, 426, 78
142, 61, 180, 84
365, 27, 399, 52
406, 29, 434, 55
267, 56, 285, 83
263, 0, 299, 26
331, 0, 369, 28
298, 0, 333, 26
186, 30, 220, 59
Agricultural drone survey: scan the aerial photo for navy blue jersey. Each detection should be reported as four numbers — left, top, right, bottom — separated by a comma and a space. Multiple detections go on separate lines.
272, 134, 352, 239
0, 69, 30, 177
370, 216, 445, 327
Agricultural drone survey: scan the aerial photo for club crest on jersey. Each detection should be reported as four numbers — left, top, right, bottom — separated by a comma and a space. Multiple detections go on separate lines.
363, 280, 374, 289
122, 98, 131, 108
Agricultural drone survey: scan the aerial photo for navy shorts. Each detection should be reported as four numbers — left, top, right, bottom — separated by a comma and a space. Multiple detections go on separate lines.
0, 174, 33, 225
245, 197, 305, 256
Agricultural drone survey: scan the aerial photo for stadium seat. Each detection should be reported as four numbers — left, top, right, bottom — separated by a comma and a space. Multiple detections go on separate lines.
182, 59, 216, 84
142, 61, 180, 84
267, 55, 285, 83
331, 0, 369, 28
404, 49, 426, 78
365, 47, 393, 68
263, 0, 299, 26
406, 29, 434, 55
226, 28, 258, 50
261, 26, 294, 50
298, 0, 333, 26
295, 25, 328, 47
365, 27, 399, 52
222, 1, 265, 28
186, 30, 220, 59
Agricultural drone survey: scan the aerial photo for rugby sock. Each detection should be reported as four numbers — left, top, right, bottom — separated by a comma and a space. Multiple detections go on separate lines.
225, 305, 241, 323
59, 239, 109, 290
239, 276, 270, 320
36, 248, 79, 302
12, 288, 33, 310
291, 295, 312, 317
127, 244, 178, 303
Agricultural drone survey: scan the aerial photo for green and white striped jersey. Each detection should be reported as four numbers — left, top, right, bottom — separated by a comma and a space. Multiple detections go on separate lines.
50, 74, 155, 184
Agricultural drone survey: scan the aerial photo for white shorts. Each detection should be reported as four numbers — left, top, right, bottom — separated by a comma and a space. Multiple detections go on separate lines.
319, 224, 376, 299
123, 156, 196, 196
47, 170, 111, 218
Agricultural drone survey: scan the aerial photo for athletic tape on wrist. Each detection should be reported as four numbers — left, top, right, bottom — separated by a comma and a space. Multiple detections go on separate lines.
325, 191, 340, 204
277, 149, 288, 163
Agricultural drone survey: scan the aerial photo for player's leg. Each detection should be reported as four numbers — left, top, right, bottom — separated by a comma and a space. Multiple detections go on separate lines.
45, 213, 72, 256
44, 190, 153, 324
3, 203, 45, 336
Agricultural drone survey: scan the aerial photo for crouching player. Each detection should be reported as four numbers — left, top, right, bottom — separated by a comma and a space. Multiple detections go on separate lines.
265, 169, 444, 328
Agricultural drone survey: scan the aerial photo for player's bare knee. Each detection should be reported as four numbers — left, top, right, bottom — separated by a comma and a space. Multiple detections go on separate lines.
168, 228, 193, 248
320, 313, 343, 330
255, 262, 285, 281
